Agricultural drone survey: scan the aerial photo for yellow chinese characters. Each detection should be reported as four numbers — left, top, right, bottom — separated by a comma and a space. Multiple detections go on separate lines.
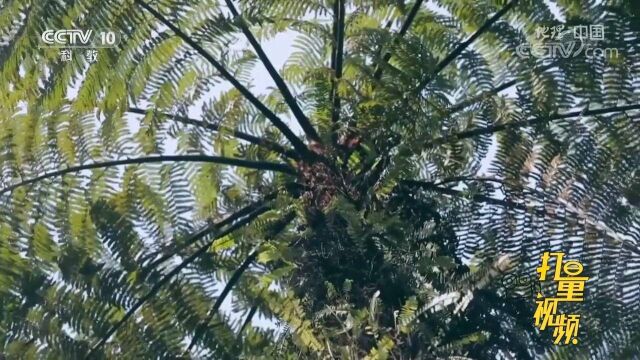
534, 252, 588, 345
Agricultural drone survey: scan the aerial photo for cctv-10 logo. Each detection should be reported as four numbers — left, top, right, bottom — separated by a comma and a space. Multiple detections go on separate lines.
40, 29, 121, 48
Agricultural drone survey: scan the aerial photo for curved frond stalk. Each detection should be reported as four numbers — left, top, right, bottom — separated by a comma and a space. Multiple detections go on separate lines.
224, 0, 320, 143
446, 63, 557, 115
186, 249, 258, 353
127, 107, 299, 159
140, 192, 278, 275
134, 0, 312, 158
372, 0, 424, 80
447, 79, 514, 115
402, 180, 640, 256
415, 0, 519, 93
85, 206, 271, 358
186, 211, 296, 352
0, 155, 295, 196
236, 304, 258, 340
429, 103, 640, 148
330, 0, 345, 130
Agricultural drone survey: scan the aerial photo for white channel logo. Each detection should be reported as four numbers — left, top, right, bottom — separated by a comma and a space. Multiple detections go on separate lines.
40, 29, 120, 48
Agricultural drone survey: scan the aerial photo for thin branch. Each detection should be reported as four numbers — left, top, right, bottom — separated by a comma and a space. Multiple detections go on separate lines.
85, 206, 270, 358
186, 249, 258, 353
140, 193, 277, 275
237, 304, 258, 339
0, 155, 295, 197
428, 103, 640, 148
330, 0, 340, 141
134, 0, 311, 158
410, 175, 562, 204
186, 211, 296, 352
402, 180, 640, 255
224, 0, 320, 142
429, 175, 505, 187
445, 63, 557, 115
331, 0, 346, 129
329, 0, 343, 90
127, 108, 299, 159
415, 0, 518, 93
447, 78, 516, 114
373, 0, 424, 80
341, 1, 424, 153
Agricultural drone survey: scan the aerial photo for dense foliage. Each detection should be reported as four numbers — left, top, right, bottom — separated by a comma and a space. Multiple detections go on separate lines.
0, 0, 639, 358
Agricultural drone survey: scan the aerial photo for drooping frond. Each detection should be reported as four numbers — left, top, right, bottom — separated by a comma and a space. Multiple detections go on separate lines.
414, 0, 519, 92
224, 0, 321, 143
134, 0, 311, 157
